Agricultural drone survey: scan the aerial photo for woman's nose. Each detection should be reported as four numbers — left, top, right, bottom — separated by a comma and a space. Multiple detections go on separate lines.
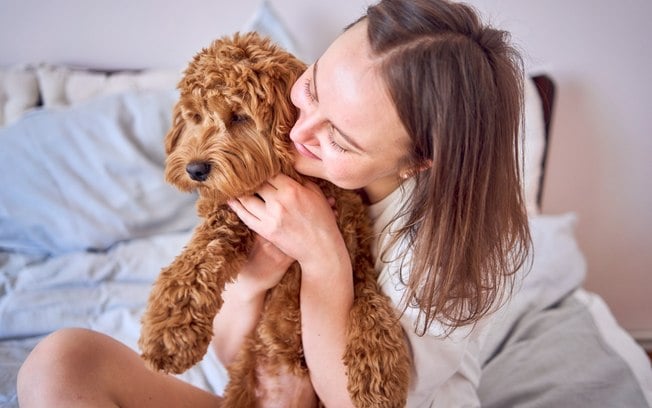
290, 108, 322, 145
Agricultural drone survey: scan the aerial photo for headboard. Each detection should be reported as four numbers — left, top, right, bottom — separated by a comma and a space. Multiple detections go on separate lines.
530, 74, 556, 209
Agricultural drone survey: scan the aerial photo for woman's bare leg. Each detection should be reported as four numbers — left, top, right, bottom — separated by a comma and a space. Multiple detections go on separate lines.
17, 328, 223, 408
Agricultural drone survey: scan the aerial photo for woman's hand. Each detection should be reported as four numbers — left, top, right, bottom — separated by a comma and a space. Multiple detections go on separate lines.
228, 174, 346, 271
235, 235, 295, 300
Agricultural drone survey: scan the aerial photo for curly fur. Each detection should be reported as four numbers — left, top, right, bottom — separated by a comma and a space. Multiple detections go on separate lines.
138, 32, 410, 407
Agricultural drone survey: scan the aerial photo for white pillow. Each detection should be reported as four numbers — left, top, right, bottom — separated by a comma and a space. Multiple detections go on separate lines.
36, 64, 181, 108
0, 65, 40, 127
481, 212, 587, 363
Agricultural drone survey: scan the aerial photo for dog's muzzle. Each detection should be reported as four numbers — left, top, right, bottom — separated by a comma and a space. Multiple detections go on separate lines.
186, 161, 211, 182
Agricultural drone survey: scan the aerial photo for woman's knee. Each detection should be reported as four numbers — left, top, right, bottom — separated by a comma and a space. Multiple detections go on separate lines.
20, 328, 98, 376
17, 328, 111, 405
18, 328, 223, 408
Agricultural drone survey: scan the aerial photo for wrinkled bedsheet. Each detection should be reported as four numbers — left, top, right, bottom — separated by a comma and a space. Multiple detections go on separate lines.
0, 231, 229, 406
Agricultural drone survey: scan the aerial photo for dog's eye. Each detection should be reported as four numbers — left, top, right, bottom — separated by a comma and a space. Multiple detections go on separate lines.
230, 112, 250, 125
184, 111, 202, 124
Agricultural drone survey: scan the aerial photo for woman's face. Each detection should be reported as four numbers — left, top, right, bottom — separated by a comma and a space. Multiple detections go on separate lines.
289, 21, 410, 203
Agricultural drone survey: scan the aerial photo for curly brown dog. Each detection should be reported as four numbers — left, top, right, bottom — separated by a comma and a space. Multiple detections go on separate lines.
138, 32, 410, 407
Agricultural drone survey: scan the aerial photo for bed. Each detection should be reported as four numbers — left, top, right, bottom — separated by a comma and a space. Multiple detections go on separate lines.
1, 3, 651, 407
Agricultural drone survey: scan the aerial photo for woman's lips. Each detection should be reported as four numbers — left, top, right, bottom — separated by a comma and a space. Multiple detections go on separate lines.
294, 142, 321, 160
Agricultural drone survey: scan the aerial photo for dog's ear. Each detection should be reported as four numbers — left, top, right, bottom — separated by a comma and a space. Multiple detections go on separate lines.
270, 58, 307, 139
165, 104, 185, 155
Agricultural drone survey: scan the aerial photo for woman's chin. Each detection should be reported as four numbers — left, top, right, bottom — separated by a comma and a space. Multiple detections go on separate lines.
293, 161, 318, 178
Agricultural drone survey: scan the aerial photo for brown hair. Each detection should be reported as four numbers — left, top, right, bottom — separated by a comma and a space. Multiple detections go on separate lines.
365, 0, 531, 335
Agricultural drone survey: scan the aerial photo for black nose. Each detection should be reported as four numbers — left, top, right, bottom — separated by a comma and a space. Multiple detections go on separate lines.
186, 162, 211, 182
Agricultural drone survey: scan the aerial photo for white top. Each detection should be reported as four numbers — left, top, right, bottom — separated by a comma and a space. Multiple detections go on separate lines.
368, 180, 492, 408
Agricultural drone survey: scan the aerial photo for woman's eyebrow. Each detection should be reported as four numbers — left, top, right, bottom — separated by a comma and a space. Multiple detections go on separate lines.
312, 60, 320, 102
313, 59, 365, 153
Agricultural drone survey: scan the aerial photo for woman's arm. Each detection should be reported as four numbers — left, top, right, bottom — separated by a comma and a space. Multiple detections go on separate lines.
228, 174, 356, 406
300, 244, 355, 407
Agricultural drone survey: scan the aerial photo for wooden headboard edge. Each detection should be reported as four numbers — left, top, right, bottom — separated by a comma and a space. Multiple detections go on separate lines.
531, 74, 556, 209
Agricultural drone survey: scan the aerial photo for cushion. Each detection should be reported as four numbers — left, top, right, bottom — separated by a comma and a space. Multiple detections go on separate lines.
36, 64, 181, 108
0, 90, 198, 256
0, 65, 40, 127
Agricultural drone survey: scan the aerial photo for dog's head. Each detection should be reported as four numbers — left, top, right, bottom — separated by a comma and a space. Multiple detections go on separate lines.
164, 32, 307, 207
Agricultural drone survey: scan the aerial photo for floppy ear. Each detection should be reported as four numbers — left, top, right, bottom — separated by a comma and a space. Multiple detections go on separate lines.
270, 57, 306, 139
262, 57, 306, 173
165, 104, 185, 155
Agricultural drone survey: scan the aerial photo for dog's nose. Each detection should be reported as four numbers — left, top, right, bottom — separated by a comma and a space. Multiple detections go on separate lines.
186, 162, 211, 182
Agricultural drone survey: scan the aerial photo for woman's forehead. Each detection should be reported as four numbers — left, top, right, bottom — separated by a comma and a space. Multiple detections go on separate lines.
317, 23, 407, 153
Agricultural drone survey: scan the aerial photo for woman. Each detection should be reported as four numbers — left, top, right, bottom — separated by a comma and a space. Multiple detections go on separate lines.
17, 0, 529, 406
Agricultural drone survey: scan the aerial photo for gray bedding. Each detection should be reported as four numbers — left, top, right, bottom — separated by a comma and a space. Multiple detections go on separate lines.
480, 291, 650, 407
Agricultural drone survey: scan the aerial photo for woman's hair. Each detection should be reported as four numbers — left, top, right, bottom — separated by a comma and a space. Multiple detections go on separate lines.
364, 0, 531, 335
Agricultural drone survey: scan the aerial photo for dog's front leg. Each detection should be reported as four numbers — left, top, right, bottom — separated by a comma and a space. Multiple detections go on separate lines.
139, 211, 255, 374
343, 274, 412, 408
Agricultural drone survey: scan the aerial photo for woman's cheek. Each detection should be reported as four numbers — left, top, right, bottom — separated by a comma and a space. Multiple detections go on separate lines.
323, 159, 361, 189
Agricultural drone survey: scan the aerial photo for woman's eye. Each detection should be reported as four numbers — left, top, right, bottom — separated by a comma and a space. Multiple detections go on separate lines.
328, 129, 347, 153
303, 78, 316, 102
329, 139, 346, 153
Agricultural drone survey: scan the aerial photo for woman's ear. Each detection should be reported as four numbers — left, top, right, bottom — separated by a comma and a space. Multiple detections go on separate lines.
400, 160, 433, 179
419, 159, 434, 172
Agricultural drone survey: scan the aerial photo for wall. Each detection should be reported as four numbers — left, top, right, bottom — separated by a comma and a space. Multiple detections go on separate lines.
1, 0, 650, 340
464, 0, 652, 342
0, 0, 368, 70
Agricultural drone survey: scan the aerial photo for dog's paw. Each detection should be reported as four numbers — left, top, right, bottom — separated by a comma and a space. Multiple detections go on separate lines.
139, 325, 212, 374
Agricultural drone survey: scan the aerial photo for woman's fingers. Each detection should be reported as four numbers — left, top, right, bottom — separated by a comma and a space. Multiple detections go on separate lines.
227, 196, 262, 227
228, 175, 341, 261
254, 181, 278, 202
227, 186, 284, 237
265, 173, 292, 189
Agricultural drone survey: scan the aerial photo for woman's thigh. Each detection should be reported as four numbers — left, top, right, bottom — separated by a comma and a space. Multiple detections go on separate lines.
18, 328, 222, 408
